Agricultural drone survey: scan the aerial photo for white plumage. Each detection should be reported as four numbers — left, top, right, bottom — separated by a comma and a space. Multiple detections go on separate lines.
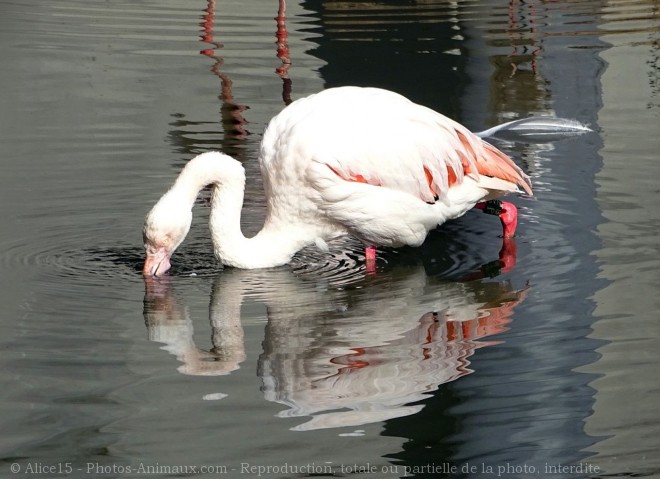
143, 86, 532, 275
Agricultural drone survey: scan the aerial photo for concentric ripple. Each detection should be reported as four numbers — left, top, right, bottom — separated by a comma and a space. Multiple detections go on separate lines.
1, 236, 143, 283
0, 214, 516, 291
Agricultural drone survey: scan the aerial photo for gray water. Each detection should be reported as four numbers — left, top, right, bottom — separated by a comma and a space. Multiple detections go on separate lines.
1, 0, 659, 478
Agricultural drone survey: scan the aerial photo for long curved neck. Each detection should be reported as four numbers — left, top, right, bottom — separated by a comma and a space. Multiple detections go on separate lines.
178, 153, 310, 268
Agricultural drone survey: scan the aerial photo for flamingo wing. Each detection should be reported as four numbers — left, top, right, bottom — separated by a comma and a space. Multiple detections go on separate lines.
260, 87, 532, 246
266, 87, 531, 206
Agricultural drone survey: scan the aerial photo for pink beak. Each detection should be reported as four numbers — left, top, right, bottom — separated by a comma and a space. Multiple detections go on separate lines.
143, 247, 172, 276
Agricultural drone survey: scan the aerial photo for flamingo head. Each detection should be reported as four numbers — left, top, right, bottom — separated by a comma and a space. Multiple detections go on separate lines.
142, 197, 192, 276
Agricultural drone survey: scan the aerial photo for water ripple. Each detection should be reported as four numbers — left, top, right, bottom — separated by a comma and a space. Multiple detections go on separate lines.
0, 222, 508, 290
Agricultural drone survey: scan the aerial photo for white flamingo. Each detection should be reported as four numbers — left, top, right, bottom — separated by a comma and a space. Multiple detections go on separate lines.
143, 86, 533, 275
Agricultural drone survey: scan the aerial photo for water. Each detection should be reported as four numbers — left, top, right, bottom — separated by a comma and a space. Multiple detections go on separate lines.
1, 0, 658, 477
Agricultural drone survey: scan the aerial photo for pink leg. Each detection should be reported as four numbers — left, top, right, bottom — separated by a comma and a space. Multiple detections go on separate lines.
365, 246, 377, 275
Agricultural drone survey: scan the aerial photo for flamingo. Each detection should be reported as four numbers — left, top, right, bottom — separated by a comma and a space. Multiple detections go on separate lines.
143, 86, 532, 276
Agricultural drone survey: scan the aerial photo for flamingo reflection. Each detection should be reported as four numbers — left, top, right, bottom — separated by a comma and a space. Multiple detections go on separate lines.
142, 243, 528, 431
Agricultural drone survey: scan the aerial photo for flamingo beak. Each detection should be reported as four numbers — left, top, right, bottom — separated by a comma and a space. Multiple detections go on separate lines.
143, 247, 172, 277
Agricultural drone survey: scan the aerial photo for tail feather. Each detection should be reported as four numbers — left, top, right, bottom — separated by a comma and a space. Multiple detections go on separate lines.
455, 129, 533, 196
481, 142, 533, 196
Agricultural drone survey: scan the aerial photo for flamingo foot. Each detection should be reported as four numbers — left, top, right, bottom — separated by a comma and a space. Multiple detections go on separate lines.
365, 246, 377, 275
474, 200, 518, 238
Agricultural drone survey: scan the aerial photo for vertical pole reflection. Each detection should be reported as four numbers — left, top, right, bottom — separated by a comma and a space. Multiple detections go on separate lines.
275, 0, 293, 105
199, 0, 293, 141
199, 0, 249, 143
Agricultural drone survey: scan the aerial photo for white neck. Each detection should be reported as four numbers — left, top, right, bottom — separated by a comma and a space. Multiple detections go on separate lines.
171, 152, 312, 269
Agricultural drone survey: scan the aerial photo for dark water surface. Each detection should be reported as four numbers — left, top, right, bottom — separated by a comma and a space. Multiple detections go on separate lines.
1, 0, 658, 478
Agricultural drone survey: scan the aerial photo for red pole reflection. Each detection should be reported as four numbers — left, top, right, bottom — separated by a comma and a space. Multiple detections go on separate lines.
275, 0, 293, 105
200, 0, 249, 140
